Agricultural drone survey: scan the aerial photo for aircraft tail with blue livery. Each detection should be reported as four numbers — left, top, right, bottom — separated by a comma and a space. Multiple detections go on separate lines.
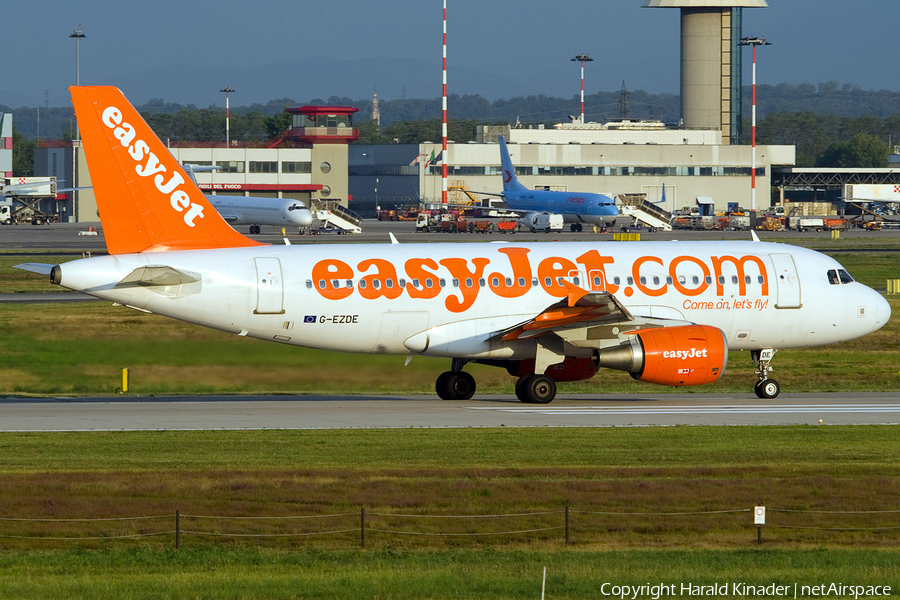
498, 136, 618, 232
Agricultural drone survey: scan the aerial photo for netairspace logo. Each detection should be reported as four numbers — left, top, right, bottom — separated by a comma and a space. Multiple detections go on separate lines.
598, 582, 892, 599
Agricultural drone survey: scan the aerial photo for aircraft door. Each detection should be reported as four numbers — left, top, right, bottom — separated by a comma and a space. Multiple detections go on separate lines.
254, 257, 285, 314
769, 253, 801, 309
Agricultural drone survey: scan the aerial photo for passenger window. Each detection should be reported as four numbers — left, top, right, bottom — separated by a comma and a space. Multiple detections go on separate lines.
306, 280, 313, 289
518, 277, 526, 287
465, 278, 472, 287
613, 276, 621, 286
731, 276, 738, 284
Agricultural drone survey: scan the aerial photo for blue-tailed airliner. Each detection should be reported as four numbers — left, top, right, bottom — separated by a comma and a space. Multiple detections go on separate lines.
15, 87, 891, 404
497, 136, 619, 232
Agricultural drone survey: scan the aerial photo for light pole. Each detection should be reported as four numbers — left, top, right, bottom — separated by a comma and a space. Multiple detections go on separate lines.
570, 54, 593, 124
740, 36, 770, 212
220, 87, 235, 146
70, 27, 86, 141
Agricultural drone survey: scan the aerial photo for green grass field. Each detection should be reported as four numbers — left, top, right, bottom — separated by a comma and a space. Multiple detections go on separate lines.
1, 427, 900, 598
0, 245, 898, 598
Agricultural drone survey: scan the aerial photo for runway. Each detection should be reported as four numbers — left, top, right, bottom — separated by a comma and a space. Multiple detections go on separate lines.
2, 392, 898, 431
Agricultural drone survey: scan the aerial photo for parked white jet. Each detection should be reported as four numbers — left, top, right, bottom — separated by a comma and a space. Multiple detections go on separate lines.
183, 165, 313, 234
16, 87, 891, 403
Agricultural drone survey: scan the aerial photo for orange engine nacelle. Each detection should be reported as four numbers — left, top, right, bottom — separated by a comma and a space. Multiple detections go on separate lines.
509, 356, 599, 382
596, 324, 728, 387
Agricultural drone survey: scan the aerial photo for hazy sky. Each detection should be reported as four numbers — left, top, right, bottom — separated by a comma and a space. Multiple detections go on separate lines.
4, 0, 898, 108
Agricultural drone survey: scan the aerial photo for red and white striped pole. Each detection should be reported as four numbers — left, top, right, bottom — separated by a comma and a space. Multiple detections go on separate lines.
740, 37, 769, 212
751, 43, 757, 211
570, 54, 593, 124
441, 0, 448, 204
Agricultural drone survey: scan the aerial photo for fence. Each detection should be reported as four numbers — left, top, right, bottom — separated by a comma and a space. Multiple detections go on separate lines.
2, 506, 900, 549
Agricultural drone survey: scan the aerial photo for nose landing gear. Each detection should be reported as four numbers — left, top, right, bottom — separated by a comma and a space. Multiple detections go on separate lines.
752, 349, 780, 399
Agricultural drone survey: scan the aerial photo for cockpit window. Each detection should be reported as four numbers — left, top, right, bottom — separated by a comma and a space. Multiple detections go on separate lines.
827, 269, 855, 285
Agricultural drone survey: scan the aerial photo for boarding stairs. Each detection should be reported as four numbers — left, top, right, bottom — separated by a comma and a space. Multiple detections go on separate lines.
311, 199, 363, 234
621, 198, 673, 231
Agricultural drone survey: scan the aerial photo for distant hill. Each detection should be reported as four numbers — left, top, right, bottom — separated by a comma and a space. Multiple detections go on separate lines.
5, 82, 900, 140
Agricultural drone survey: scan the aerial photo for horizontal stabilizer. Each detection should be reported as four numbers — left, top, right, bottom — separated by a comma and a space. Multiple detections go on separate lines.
13, 263, 55, 276
115, 265, 201, 288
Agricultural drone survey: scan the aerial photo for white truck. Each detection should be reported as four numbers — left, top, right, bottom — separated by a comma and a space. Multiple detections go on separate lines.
521, 212, 564, 233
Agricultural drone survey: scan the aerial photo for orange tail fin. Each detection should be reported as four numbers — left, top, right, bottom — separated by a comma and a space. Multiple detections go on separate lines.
70, 86, 264, 254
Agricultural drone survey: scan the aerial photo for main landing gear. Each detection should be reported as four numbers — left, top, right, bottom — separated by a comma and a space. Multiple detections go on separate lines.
752, 348, 780, 399
514, 374, 556, 404
435, 359, 476, 400
435, 360, 559, 403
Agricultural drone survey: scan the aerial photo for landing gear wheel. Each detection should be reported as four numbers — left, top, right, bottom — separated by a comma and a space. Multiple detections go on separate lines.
755, 379, 780, 399
515, 376, 532, 403
435, 370, 476, 400
516, 374, 556, 404
250, 225, 261, 234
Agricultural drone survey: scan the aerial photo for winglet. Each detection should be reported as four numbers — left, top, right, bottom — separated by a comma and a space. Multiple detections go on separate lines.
750, 230, 761, 242
561, 280, 590, 308
70, 86, 265, 255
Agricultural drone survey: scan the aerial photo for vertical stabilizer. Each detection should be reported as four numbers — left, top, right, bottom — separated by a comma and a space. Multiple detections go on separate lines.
498, 136, 528, 193
70, 86, 264, 254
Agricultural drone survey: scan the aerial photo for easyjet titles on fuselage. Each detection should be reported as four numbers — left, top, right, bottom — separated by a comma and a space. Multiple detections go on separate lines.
311, 247, 770, 314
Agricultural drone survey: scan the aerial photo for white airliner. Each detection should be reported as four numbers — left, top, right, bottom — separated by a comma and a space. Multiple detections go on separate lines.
183, 165, 314, 234
205, 194, 313, 234
16, 87, 891, 403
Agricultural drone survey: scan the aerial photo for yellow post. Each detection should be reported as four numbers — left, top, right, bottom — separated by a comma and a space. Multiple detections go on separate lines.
831, 230, 840, 240
121, 368, 129, 393
281, 227, 286, 236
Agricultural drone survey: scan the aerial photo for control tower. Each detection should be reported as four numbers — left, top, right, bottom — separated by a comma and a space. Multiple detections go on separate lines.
643, 0, 767, 145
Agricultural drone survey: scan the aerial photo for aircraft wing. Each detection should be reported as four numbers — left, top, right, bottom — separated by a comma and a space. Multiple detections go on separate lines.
497, 282, 634, 341
495, 281, 694, 348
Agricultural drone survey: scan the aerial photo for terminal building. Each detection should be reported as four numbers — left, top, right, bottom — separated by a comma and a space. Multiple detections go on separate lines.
34, 105, 358, 223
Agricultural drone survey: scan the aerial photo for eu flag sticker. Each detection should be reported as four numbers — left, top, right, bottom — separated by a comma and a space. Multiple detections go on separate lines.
303, 315, 317, 324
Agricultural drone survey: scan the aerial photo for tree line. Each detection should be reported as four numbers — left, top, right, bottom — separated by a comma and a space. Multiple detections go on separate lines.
7, 82, 900, 175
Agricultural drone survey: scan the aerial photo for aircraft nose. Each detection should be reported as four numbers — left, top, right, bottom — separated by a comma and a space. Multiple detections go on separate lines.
295, 210, 313, 227
871, 291, 891, 333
